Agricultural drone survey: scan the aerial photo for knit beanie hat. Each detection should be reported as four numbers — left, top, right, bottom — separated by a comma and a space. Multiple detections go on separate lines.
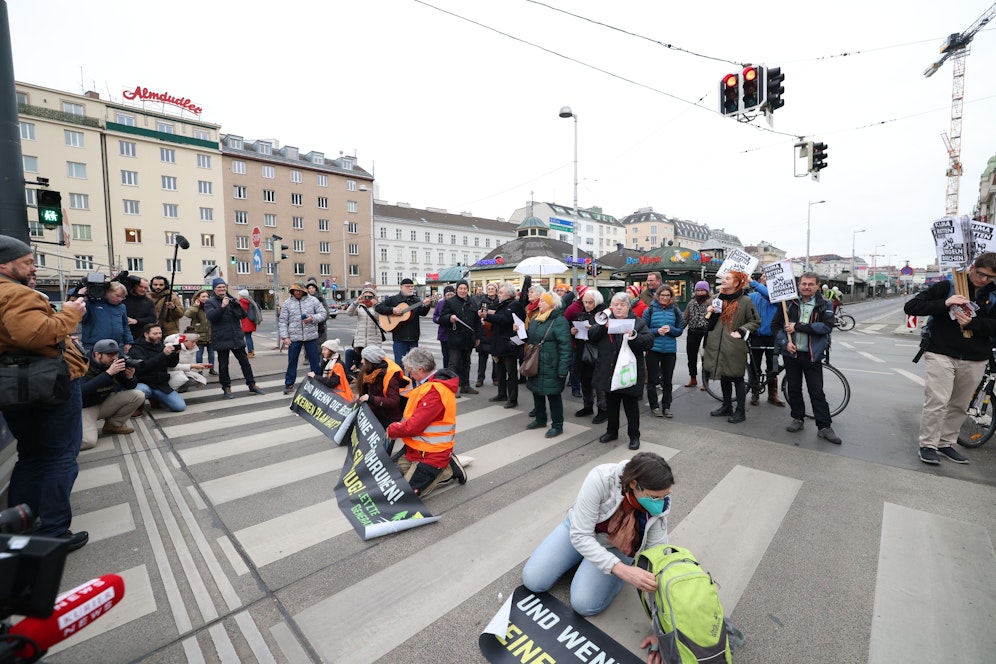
627, 284, 641, 298
237, 289, 250, 299
212, 277, 226, 288
0, 235, 33, 264
694, 281, 710, 291
575, 284, 589, 298
362, 345, 387, 364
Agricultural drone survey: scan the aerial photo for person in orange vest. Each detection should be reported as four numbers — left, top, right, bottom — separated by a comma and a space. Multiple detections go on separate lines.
308, 339, 353, 401
387, 347, 467, 497
356, 344, 409, 431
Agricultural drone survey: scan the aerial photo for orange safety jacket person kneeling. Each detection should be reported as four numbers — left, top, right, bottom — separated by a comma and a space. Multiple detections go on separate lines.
388, 369, 459, 494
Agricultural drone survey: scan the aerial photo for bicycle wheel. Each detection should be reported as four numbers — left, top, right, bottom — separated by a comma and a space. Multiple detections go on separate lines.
780, 363, 850, 419
703, 374, 722, 402
958, 376, 996, 448
836, 315, 855, 331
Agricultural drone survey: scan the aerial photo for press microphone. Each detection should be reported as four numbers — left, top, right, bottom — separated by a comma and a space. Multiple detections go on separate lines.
175, 234, 190, 250
8, 574, 125, 658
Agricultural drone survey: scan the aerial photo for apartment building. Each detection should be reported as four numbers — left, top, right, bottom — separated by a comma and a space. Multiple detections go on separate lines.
220, 136, 374, 305
619, 207, 676, 251
508, 202, 624, 257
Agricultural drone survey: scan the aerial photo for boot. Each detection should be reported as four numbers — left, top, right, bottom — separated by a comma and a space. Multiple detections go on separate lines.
727, 409, 746, 424
750, 391, 760, 406
767, 378, 785, 406
684, 377, 697, 387
710, 404, 733, 417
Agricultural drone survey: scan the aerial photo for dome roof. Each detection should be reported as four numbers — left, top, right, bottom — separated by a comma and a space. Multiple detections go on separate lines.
515, 216, 548, 231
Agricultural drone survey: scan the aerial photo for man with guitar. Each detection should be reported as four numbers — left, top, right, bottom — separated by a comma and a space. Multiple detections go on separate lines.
375, 278, 435, 364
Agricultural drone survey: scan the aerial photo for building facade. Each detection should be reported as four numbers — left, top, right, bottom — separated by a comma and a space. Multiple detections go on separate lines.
509, 202, 625, 257
619, 207, 676, 252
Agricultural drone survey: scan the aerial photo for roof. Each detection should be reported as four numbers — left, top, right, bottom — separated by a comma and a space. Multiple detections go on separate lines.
516, 216, 548, 231
670, 219, 710, 241
375, 203, 518, 234
618, 209, 670, 225
473, 236, 594, 269
220, 134, 373, 179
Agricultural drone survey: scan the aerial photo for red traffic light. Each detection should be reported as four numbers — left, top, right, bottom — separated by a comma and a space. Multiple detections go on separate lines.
742, 66, 758, 82
723, 73, 738, 88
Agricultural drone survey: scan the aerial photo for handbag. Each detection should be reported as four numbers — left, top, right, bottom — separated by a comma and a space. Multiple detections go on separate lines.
0, 344, 72, 410
610, 337, 639, 391
520, 321, 554, 378
581, 342, 598, 366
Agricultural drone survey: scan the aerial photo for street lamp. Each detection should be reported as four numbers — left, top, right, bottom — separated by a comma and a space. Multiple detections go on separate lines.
559, 106, 579, 286
851, 229, 865, 299
805, 200, 826, 272
342, 220, 350, 301
871, 243, 885, 300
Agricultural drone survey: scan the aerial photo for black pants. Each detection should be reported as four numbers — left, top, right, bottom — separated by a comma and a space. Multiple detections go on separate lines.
494, 354, 519, 403
449, 346, 473, 388
686, 329, 706, 378
476, 347, 491, 382
784, 354, 832, 429
646, 351, 677, 410
749, 333, 777, 391
720, 376, 747, 411
606, 392, 640, 439
218, 347, 256, 389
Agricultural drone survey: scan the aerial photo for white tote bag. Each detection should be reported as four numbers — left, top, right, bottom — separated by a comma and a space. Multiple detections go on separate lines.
610, 339, 638, 391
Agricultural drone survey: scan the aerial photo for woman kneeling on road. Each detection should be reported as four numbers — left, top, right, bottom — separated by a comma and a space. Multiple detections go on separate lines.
522, 452, 674, 616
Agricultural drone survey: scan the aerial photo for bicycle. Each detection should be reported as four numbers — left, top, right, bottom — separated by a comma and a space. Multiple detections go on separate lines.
832, 306, 855, 331
703, 345, 782, 407
957, 356, 996, 448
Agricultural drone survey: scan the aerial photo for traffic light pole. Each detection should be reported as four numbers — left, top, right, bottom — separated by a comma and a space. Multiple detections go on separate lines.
272, 262, 282, 350
0, 0, 29, 242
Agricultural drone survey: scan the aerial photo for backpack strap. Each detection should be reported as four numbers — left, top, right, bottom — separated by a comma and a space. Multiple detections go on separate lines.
359, 304, 387, 342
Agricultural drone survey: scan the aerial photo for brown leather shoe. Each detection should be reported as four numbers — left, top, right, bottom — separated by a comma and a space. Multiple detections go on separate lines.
131, 406, 144, 418
102, 424, 135, 435
684, 377, 697, 387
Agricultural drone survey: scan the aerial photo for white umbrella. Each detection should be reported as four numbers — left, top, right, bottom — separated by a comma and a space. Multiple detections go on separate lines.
514, 256, 569, 276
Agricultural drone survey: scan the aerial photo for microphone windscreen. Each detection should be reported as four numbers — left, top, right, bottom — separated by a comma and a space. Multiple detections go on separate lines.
176, 234, 190, 250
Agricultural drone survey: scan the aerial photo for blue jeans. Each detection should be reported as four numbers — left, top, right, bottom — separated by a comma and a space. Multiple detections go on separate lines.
521, 516, 630, 616
393, 340, 419, 366
244, 332, 254, 353
285, 339, 320, 387
5, 379, 83, 536
137, 383, 186, 411
196, 343, 215, 365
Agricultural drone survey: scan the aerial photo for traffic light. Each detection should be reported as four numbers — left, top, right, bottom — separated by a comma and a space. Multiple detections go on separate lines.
764, 66, 785, 112
719, 72, 740, 115
37, 189, 63, 227
271, 235, 289, 263
741, 66, 760, 111
587, 261, 598, 277
811, 142, 828, 172
230, 255, 237, 265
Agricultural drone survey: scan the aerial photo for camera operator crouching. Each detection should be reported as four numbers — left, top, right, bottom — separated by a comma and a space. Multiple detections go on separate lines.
128, 323, 185, 412
80, 339, 145, 450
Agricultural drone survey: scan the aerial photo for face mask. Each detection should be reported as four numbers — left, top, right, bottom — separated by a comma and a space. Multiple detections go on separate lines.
636, 492, 670, 516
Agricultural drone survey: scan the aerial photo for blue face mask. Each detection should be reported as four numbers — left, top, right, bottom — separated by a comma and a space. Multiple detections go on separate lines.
635, 490, 670, 516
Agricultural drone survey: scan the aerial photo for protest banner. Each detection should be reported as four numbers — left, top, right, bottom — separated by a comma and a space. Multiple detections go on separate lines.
288, 377, 357, 446
716, 248, 759, 277
762, 260, 798, 303
480, 586, 643, 664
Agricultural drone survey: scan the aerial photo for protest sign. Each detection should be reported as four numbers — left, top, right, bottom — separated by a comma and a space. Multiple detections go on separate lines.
334, 402, 440, 540
762, 260, 798, 303
969, 219, 994, 261
288, 378, 357, 446
932, 215, 969, 269
480, 586, 643, 664
716, 248, 759, 277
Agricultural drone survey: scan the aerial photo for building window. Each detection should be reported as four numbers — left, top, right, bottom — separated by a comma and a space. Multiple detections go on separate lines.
116, 113, 135, 126
157, 121, 174, 134
71, 224, 92, 241
351, 244, 359, 256
27, 221, 44, 237
257, 142, 272, 156
62, 101, 84, 116
396, 271, 404, 284
396, 248, 403, 262
197, 154, 211, 168
347, 222, 358, 233
379, 227, 387, 239
381, 271, 387, 284
451, 252, 457, 263
165, 232, 180, 246
474, 236, 480, 247
425, 250, 431, 263
198, 181, 213, 195
237, 261, 250, 275
19, 122, 36, 140
201, 234, 215, 248
200, 207, 214, 222
320, 264, 331, 276
160, 148, 176, 163
438, 251, 445, 263
236, 236, 249, 250
24, 189, 36, 206
233, 186, 247, 199
69, 193, 89, 210
64, 130, 85, 148
234, 210, 248, 224
123, 200, 140, 215
317, 196, 328, 209
317, 174, 328, 187
67, 161, 88, 178
166, 258, 181, 272
424, 232, 431, 243
193, 128, 210, 140
127, 257, 144, 272
232, 160, 246, 174
451, 235, 456, 245
121, 170, 138, 186
349, 265, 359, 276
124, 228, 141, 243
264, 213, 276, 227
380, 248, 388, 261
294, 263, 305, 276
411, 250, 418, 263
347, 180, 357, 191
229, 137, 244, 149
163, 204, 179, 218
15, 91, 26, 105
203, 259, 218, 275
410, 230, 417, 241
74, 255, 94, 270
485, 238, 491, 248
119, 140, 136, 157
290, 170, 302, 183
263, 189, 275, 203
262, 165, 275, 179
266, 262, 274, 276
463, 236, 468, 246
438, 233, 444, 244
292, 216, 304, 230
161, 175, 177, 191
347, 200, 358, 213
319, 241, 330, 254
293, 239, 305, 252
291, 193, 303, 206
318, 219, 329, 232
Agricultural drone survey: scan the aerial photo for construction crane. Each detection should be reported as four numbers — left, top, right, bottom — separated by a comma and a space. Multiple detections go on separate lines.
923, 2, 996, 215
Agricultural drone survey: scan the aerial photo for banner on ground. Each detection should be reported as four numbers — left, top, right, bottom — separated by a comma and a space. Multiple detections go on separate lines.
762, 260, 798, 303
716, 248, 759, 278
480, 586, 643, 664
288, 377, 358, 446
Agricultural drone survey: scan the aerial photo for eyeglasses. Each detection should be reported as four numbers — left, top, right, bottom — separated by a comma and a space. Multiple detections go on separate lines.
636, 485, 671, 510
658, 293, 673, 298
975, 270, 996, 280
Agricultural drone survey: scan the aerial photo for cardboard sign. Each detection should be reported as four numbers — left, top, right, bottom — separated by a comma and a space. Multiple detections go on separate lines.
932, 216, 970, 269
716, 248, 759, 277
762, 260, 798, 303
480, 586, 643, 664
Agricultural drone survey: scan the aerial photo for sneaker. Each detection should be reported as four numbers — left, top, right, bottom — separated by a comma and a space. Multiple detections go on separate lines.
918, 447, 941, 465
817, 427, 842, 444
248, 384, 266, 395
937, 446, 969, 464
786, 419, 805, 433
61, 530, 89, 553
651, 407, 663, 418
461, 387, 479, 395
283, 385, 294, 395
662, 409, 673, 418
222, 387, 234, 400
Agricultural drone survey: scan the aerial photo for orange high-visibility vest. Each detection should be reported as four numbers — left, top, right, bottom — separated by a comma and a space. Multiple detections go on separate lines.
325, 360, 354, 402
381, 359, 407, 397
399, 380, 456, 455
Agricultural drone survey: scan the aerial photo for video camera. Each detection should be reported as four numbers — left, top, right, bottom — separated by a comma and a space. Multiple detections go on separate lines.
0, 504, 68, 621
123, 357, 144, 369
68, 270, 141, 302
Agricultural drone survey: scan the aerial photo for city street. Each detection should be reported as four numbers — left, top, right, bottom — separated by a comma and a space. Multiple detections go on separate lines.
47, 296, 996, 663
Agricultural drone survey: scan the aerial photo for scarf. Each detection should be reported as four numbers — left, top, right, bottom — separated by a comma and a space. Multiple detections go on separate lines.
718, 271, 750, 328
606, 493, 644, 556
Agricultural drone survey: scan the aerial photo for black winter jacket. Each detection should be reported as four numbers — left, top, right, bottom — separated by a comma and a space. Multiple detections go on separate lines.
588, 314, 654, 398
204, 293, 247, 350
440, 295, 483, 350
485, 297, 525, 358
905, 279, 996, 361
128, 338, 180, 393
81, 352, 139, 408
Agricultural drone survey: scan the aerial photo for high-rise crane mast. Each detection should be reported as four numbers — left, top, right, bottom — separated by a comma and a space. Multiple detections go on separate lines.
923, 2, 996, 215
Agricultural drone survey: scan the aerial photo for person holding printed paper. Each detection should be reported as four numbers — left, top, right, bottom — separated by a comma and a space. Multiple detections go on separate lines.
482, 282, 524, 409
904, 253, 996, 465
519, 291, 572, 438
702, 271, 759, 424
772, 272, 840, 443
567, 286, 609, 424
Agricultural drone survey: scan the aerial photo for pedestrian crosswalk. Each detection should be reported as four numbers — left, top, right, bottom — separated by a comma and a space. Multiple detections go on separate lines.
51, 345, 996, 664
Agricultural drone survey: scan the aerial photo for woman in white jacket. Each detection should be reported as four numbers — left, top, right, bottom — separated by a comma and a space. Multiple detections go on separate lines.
345, 286, 383, 375
522, 452, 674, 616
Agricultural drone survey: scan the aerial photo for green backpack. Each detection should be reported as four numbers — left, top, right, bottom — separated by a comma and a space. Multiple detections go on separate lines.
634, 544, 743, 663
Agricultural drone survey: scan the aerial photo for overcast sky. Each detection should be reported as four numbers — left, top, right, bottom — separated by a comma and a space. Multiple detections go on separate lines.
9, 0, 996, 269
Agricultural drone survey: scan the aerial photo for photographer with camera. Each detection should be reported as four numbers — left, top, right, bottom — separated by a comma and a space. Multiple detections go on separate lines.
80, 339, 145, 451
124, 276, 156, 342
346, 285, 382, 377
78, 280, 133, 353
204, 277, 265, 399
127, 323, 185, 412
149, 275, 184, 336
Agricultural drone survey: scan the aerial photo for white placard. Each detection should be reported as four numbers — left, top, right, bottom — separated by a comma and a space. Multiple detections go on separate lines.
512, 313, 528, 339
571, 319, 591, 340
932, 215, 969, 269
969, 220, 994, 261
716, 248, 759, 277
762, 260, 798, 303
606, 318, 635, 334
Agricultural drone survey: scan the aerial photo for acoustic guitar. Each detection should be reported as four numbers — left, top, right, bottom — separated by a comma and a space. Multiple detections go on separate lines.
378, 295, 439, 332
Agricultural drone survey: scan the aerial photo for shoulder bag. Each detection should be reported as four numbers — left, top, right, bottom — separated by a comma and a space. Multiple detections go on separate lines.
0, 342, 72, 410
520, 322, 553, 378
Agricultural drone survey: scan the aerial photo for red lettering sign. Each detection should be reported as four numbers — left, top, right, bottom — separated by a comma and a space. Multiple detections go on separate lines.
122, 86, 203, 115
